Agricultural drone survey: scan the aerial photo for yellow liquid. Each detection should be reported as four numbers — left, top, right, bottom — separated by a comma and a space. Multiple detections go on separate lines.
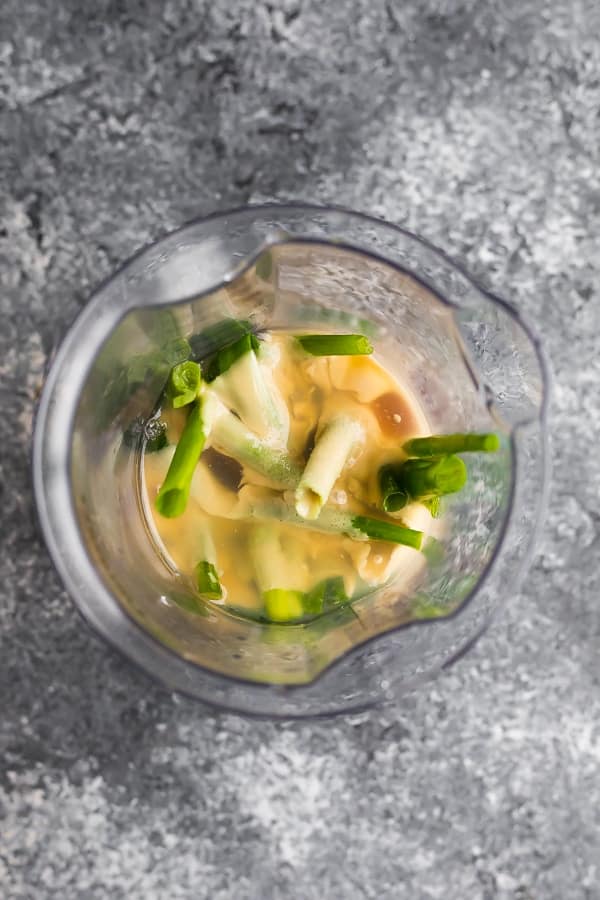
141, 332, 431, 617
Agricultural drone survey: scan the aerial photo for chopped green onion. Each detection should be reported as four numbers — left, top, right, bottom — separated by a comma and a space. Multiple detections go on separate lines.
166, 360, 202, 408
204, 333, 261, 382
378, 464, 410, 512
195, 561, 222, 600
209, 401, 301, 487
350, 515, 424, 549
296, 333, 373, 356
403, 432, 500, 457
263, 589, 305, 623
295, 416, 364, 519
209, 341, 289, 441
155, 401, 208, 518
380, 456, 467, 510
240, 497, 424, 547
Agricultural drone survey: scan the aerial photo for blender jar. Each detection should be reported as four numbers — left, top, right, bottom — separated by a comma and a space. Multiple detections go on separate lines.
33, 205, 549, 717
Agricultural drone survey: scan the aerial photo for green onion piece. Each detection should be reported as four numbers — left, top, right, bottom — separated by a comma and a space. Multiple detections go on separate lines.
240, 497, 423, 547
351, 516, 423, 549
195, 561, 222, 600
295, 416, 364, 520
209, 404, 301, 487
208, 340, 289, 441
263, 589, 305, 623
304, 576, 348, 616
296, 334, 373, 356
166, 361, 202, 408
379, 464, 410, 512
386, 456, 467, 502
155, 401, 207, 518
204, 333, 260, 382
403, 433, 500, 457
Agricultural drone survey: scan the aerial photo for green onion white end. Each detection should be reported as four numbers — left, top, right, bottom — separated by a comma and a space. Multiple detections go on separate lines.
295, 415, 365, 520
210, 347, 289, 445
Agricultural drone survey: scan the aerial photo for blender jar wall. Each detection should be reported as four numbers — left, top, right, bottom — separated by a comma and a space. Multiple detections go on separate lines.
34, 205, 548, 716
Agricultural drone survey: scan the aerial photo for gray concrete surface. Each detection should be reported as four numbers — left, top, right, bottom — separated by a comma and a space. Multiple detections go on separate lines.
2, 1, 600, 897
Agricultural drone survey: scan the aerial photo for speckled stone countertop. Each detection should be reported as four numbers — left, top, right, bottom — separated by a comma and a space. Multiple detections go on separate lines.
2, 1, 600, 898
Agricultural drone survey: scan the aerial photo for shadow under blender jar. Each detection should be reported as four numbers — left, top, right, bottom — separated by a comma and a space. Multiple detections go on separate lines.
33, 205, 548, 717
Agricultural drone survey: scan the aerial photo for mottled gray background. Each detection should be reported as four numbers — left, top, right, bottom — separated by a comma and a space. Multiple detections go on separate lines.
1, 1, 600, 898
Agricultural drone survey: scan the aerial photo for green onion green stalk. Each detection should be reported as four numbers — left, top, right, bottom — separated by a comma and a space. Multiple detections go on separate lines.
379, 456, 467, 513
243, 497, 424, 549
403, 432, 499, 457
155, 400, 208, 518
296, 333, 373, 356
